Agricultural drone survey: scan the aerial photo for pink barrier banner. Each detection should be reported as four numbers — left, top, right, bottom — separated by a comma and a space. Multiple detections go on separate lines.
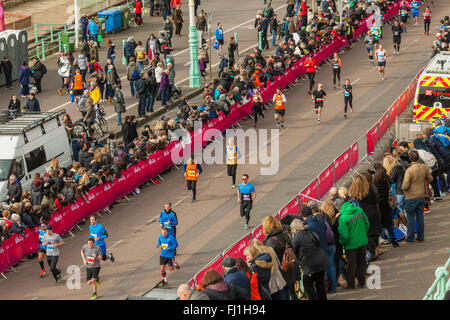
252, 225, 265, 242
278, 196, 299, 220
353, 14, 373, 40
398, 91, 408, 115
299, 179, 318, 204
407, 79, 417, 105
187, 278, 195, 289
223, 234, 251, 261
384, 2, 401, 21
351, 142, 359, 168
389, 100, 398, 129
194, 257, 223, 288
319, 163, 335, 199
367, 125, 379, 156
379, 112, 389, 138
334, 148, 351, 182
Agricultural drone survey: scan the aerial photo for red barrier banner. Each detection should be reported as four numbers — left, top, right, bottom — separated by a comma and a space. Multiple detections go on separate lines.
299, 179, 319, 204
384, 2, 401, 21
353, 14, 374, 40
194, 257, 223, 288
278, 196, 299, 220
334, 148, 351, 182
366, 124, 379, 156
319, 163, 335, 199
407, 79, 417, 105
223, 234, 252, 261
252, 225, 264, 242
398, 91, 408, 115
389, 100, 398, 129
379, 112, 389, 138
187, 279, 195, 289
351, 142, 359, 168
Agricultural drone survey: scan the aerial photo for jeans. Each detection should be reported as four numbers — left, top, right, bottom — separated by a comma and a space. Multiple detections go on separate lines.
5, 73, 12, 88
383, 224, 395, 243
109, 55, 116, 64
138, 95, 147, 116
161, 89, 169, 106
81, 30, 87, 43
271, 29, 277, 46
149, 0, 154, 16
106, 83, 114, 99
116, 112, 122, 125
146, 94, 155, 112
396, 194, 405, 213
137, 61, 144, 71
163, 10, 171, 21
405, 198, 425, 241
295, 0, 300, 14
90, 34, 97, 43
129, 80, 136, 97
325, 244, 337, 292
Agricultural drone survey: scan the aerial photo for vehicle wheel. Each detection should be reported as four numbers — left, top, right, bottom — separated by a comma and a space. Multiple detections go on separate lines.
99, 117, 108, 133
93, 122, 104, 137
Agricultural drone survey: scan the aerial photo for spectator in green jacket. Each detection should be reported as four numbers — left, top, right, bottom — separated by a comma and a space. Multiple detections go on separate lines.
338, 201, 369, 289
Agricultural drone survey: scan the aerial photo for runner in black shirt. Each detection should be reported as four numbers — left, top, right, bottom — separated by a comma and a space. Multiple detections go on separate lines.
312, 83, 326, 124
342, 79, 353, 119
392, 20, 403, 55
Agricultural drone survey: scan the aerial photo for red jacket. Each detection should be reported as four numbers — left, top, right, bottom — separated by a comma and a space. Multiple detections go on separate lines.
134, 1, 143, 14
305, 58, 317, 73
301, 1, 308, 15
171, 0, 181, 8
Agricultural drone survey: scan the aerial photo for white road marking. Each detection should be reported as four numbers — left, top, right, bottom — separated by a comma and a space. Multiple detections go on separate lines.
173, 195, 190, 207
301, 110, 313, 119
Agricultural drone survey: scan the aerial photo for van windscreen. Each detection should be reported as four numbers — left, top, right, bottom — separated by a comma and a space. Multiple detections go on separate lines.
418, 86, 450, 108
0, 160, 12, 182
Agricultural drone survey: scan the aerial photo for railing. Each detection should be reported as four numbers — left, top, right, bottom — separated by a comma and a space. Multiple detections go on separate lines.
424, 257, 450, 300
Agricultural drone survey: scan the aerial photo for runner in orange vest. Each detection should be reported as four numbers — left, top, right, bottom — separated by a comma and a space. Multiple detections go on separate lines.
71, 69, 85, 104
272, 87, 286, 129
183, 155, 203, 201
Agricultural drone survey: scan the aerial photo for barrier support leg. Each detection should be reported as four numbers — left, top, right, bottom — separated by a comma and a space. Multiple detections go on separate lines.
9, 267, 16, 272
103, 207, 112, 214
68, 230, 76, 237
1, 273, 6, 279
76, 224, 83, 231
158, 175, 165, 182
123, 195, 131, 201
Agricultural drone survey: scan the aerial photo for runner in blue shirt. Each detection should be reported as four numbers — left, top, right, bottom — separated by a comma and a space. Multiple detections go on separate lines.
237, 174, 256, 230
411, 1, 420, 26
159, 202, 178, 238
157, 227, 180, 286
38, 221, 48, 278
215, 23, 224, 53
89, 215, 115, 264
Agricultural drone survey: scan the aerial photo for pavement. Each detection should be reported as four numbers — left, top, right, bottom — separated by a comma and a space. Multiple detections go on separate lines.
0, 0, 448, 300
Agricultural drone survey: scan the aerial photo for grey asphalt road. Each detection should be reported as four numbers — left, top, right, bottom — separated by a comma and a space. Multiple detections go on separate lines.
0, 0, 448, 300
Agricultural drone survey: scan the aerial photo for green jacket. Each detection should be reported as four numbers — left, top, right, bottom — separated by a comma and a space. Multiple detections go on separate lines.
338, 202, 369, 250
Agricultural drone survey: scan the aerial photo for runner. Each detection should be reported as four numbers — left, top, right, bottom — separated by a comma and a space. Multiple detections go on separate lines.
331, 52, 341, 88
364, 31, 375, 65
183, 154, 203, 201
237, 174, 256, 230
392, 20, 403, 55
88, 215, 115, 263
411, 0, 421, 26
399, 1, 410, 33
81, 237, 103, 300
252, 89, 264, 127
312, 83, 326, 124
71, 69, 85, 105
226, 137, 242, 189
159, 202, 178, 238
342, 79, 353, 119
370, 25, 382, 51
304, 53, 317, 94
42, 225, 63, 283
375, 44, 388, 81
157, 227, 180, 286
272, 87, 286, 128
423, 6, 432, 35
38, 221, 48, 278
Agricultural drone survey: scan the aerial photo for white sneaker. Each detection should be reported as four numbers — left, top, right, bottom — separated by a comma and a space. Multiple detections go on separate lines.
382, 77, 385, 80
244, 224, 249, 230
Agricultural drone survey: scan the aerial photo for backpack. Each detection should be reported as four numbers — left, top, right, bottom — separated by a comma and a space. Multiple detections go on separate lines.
137, 49, 145, 60
41, 63, 47, 75
322, 215, 334, 244
273, 235, 297, 272
132, 64, 141, 80
89, 62, 95, 74
263, 6, 273, 18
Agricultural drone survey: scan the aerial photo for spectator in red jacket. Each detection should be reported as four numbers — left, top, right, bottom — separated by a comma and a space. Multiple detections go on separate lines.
304, 54, 317, 94
134, 0, 143, 25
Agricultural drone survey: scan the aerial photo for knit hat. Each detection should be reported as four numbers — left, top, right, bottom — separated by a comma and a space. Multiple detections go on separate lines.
301, 206, 313, 218
222, 257, 236, 268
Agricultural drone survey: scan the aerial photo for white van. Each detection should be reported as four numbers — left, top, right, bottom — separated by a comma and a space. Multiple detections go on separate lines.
0, 111, 72, 201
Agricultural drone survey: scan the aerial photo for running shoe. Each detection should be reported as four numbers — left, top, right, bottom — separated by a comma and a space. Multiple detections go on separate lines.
244, 223, 249, 230
317, 119, 321, 124
231, 184, 236, 189
108, 252, 115, 263
382, 77, 385, 81
424, 32, 426, 35
57, 89, 63, 96
281, 124, 285, 129
333, 85, 336, 89
91, 292, 97, 300
338, 82, 340, 87
163, 280, 169, 286
424, 207, 432, 214
344, 113, 347, 119
431, 197, 442, 202
351, 108, 353, 113
440, 191, 447, 197
175, 263, 180, 271
40, 269, 46, 278
56, 272, 62, 283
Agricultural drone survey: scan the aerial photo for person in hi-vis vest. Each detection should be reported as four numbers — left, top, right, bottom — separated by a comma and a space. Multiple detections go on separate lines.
272, 87, 287, 128
184, 154, 203, 201
226, 138, 242, 189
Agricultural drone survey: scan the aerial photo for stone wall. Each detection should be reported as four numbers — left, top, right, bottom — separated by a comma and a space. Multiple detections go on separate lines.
4, 12, 31, 30
4, 0, 37, 10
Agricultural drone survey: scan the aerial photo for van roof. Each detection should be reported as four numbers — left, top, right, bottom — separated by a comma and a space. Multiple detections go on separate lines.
0, 110, 66, 141
423, 52, 450, 75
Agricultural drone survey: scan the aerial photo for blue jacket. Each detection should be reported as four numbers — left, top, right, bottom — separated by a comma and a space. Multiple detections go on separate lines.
89, 223, 108, 247
159, 210, 178, 236
303, 215, 328, 252
88, 21, 98, 35
215, 28, 224, 40
18, 67, 31, 85
428, 134, 450, 160
224, 267, 251, 300
25, 98, 40, 112
124, 41, 137, 58
157, 234, 178, 258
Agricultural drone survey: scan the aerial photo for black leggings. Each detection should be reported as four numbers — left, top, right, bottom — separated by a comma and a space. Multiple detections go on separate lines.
431, 168, 443, 197
46, 256, 61, 281
344, 95, 353, 113
333, 68, 341, 85
252, 103, 264, 124
307, 72, 315, 91
240, 200, 252, 224
187, 180, 197, 199
227, 164, 237, 185
424, 19, 431, 33
303, 270, 327, 300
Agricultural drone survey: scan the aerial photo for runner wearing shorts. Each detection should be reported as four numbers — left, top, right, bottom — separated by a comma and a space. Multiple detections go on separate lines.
392, 20, 403, 55
376, 45, 388, 80
272, 87, 286, 128
157, 227, 180, 286
312, 84, 326, 124
38, 221, 48, 278
81, 237, 103, 300
411, 1, 420, 26
42, 225, 64, 283
237, 174, 256, 231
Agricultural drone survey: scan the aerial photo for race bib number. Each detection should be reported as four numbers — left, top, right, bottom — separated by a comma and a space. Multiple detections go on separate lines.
333, 63, 339, 69
47, 245, 54, 251
344, 92, 350, 96
316, 98, 323, 102
276, 101, 282, 107
394, 31, 399, 35
188, 170, 196, 177
91, 234, 97, 239
161, 243, 168, 250
87, 256, 95, 264
242, 194, 251, 201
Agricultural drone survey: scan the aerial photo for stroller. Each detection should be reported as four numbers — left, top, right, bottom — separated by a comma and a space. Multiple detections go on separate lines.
158, 30, 171, 48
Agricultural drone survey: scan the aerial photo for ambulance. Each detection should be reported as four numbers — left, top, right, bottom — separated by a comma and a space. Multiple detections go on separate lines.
414, 52, 450, 125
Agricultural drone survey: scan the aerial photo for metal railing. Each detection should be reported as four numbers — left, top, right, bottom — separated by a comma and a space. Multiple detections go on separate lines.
423, 257, 450, 300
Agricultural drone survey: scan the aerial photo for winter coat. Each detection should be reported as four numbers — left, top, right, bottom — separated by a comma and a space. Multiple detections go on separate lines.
338, 202, 370, 250
188, 290, 210, 300
427, 134, 450, 160
79, 150, 93, 169
32, 61, 45, 80
134, 78, 148, 97
18, 67, 31, 85
155, 66, 163, 83
291, 229, 329, 276
113, 87, 126, 113
249, 253, 273, 300
358, 186, 381, 238
7, 181, 22, 203
124, 39, 137, 58
390, 164, 405, 195
402, 162, 433, 200
127, 62, 138, 81
146, 75, 159, 95
57, 56, 71, 77
76, 54, 89, 71
303, 215, 327, 252
196, 15, 207, 32
374, 179, 393, 228
160, 72, 171, 90
160, 0, 170, 12
204, 280, 239, 300
224, 267, 251, 300
0, 60, 12, 76
263, 229, 296, 286
25, 97, 41, 112
88, 21, 98, 35
173, 8, 183, 24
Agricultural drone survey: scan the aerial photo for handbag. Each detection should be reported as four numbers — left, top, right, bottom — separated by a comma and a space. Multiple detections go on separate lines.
273, 236, 297, 272
213, 40, 219, 50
